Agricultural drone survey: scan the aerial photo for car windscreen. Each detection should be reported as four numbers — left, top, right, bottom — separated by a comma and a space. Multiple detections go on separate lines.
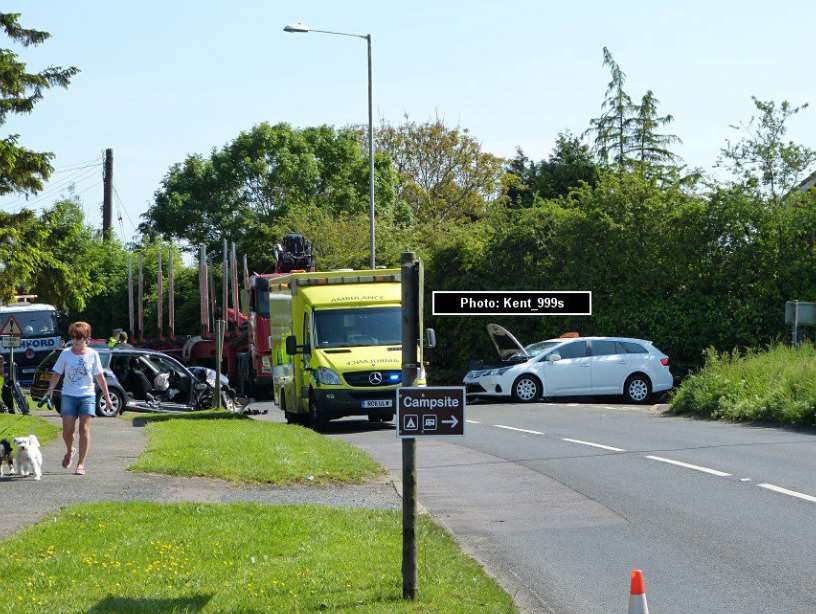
524, 341, 562, 358
314, 307, 401, 348
2, 310, 57, 338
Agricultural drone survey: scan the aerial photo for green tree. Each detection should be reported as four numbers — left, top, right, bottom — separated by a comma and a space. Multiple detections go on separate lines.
0, 13, 78, 196
141, 122, 399, 257
719, 97, 816, 202
507, 132, 597, 207
587, 47, 637, 173
376, 117, 508, 222
630, 90, 681, 176
0, 208, 46, 301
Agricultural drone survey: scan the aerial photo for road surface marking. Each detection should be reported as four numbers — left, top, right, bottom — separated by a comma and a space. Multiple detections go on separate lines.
758, 483, 816, 503
740, 478, 752, 482
645, 455, 732, 477
567, 403, 579, 406
466, 419, 481, 424
562, 438, 626, 452
493, 424, 543, 435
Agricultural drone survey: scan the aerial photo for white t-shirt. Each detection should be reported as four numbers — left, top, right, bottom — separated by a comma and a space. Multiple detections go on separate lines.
53, 348, 103, 397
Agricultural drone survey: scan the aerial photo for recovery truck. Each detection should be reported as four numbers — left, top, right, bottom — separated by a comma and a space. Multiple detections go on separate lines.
267, 269, 427, 428
128, 235, 315, 399
0, 297, 61, 387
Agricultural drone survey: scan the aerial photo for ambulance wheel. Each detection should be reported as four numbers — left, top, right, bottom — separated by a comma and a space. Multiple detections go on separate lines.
309, 394, 327, 432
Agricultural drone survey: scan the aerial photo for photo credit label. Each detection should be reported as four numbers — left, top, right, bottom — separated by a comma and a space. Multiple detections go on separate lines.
432, 291, 591, 316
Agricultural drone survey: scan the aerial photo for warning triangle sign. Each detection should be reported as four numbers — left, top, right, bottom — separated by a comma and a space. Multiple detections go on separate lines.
0, 316, 22, 337
405, 416, 417, 430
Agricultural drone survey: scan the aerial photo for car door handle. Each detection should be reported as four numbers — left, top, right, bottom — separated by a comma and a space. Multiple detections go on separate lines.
580, 363, 591, 368
615, 360, 625, 364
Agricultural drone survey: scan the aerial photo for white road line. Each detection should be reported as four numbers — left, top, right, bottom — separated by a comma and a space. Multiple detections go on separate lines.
562, 438, 626, 452
645, 455, 732, 477
466, 419, 481, 424
758, 483, 816, 503
493, 424, 543, 435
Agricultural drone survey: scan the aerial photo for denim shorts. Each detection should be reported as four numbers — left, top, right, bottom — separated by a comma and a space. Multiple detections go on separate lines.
60, 395, 96, 418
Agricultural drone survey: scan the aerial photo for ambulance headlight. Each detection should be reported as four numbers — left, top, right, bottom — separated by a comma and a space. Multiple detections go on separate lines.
315, 367, 342, 385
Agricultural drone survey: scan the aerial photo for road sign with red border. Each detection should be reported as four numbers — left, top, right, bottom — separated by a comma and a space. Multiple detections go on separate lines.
0, 315, 22, 337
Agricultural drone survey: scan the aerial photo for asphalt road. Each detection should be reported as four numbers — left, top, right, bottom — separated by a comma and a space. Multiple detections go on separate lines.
261, 399, 816, 614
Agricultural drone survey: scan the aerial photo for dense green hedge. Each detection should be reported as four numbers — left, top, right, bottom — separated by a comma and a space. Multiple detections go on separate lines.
671, 344, 816, 425
424, 173, 816, 383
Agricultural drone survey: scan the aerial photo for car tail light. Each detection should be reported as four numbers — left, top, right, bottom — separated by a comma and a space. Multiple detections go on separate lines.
660, 357, 669, 366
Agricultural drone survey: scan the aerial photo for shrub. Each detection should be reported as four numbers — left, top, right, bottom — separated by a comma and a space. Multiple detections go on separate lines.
671, 343, 816, 425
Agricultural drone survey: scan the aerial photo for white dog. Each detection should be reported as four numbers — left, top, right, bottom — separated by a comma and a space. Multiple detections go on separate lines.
12, 434, 42, 481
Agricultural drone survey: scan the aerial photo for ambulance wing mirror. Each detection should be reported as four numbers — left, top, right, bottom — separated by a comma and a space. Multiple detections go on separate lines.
424, 328, 437, 349
285, 335, 299, 355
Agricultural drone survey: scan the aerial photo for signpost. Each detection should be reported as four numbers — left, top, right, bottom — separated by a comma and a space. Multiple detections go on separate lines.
400, 252, 466, 601
0, 315, 22, 406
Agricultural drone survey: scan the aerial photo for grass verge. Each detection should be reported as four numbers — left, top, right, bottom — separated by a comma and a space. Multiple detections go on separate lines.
0, 502, 516, 613
671, 343, 816, 425
0, 412, 60, 446
127, 411, 384, 485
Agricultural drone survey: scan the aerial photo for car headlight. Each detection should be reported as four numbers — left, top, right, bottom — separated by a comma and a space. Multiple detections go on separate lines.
315, 367, 342, 385
489, 367, 512, 376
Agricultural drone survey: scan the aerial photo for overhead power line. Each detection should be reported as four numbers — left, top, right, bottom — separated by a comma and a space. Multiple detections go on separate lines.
0, 166, 101, 210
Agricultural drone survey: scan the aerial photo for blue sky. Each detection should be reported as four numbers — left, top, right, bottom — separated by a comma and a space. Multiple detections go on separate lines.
1, 1, 814, 240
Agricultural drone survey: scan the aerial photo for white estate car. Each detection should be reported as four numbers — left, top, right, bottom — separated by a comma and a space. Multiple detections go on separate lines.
463, 324, 673, 404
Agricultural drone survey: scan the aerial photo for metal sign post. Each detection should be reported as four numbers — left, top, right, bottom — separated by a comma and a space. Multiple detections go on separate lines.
400, 252, 420, 600
214, 319, 225, 409
0, 317, 22, 392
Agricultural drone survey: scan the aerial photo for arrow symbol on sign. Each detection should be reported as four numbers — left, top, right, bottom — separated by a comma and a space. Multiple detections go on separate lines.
441, 415, 458, 429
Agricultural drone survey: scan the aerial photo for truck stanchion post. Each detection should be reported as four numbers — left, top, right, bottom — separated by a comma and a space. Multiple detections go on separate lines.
400, 251, 420, 600
214, 319, 225, 409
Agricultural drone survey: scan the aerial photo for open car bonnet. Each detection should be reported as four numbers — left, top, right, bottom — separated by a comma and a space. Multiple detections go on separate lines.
486, 323, 528, 361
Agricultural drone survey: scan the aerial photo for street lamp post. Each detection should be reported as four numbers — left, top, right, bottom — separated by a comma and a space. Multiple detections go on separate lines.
284, 23, 376, 269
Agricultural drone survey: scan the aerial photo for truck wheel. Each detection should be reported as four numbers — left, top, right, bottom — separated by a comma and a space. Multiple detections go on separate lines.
309, 394, 327, 432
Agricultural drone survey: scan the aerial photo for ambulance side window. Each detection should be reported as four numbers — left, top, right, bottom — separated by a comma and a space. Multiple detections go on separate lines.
302, 312, 312, 361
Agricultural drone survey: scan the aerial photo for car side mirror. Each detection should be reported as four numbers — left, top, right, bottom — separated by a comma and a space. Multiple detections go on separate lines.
286, 335, 299, 356
424, 328, 437, 349
547, 353, 561, 362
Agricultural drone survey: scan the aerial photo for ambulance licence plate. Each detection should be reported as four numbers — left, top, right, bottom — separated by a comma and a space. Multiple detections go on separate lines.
362, 399, 392, 408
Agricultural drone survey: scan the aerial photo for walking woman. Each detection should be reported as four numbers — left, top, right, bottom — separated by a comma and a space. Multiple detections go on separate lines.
45, 321, 113, 475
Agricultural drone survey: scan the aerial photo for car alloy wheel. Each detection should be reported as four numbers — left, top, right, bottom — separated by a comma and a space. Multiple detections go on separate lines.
97, 389, 124, 417
512, 375, 539, 403
625, 376, 651, 403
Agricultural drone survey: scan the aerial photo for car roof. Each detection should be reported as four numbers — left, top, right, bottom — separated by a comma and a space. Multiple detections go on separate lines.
109, 346, 176, 358
539, 336, 652, 344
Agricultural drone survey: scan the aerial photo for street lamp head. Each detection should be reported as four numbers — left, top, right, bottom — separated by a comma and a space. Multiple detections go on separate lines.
283, 23, 310, 33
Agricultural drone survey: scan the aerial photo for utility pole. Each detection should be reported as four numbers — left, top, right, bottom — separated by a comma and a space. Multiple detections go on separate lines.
102, 148, 113, 241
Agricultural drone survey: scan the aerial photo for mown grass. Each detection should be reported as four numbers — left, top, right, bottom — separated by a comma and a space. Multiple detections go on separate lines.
127, 411, 384, 485
0, 411, 60, 446
671, 343, 816, 425
0, 502, 516, 613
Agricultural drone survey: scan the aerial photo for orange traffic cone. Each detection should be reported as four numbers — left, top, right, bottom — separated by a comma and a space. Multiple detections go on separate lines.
628, 569, 649, 614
